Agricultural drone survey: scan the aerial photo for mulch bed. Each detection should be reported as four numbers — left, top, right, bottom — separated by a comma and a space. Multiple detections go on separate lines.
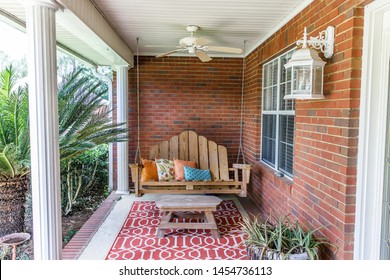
1, 203, 99, 260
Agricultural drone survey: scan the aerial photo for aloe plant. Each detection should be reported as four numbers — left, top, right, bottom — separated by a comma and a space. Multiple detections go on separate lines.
240, 212, 338, 260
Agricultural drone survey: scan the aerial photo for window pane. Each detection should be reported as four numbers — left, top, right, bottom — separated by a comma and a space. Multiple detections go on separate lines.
261, 49, 295, 177
264, 63, 271, 87
280, 52, 293, 83
262, 86, 278, 111
280, 82, 294, 111
280, 50, 295, 111
262, 115, 276, 166
263, 61, 278, 111
263, 87, 272, 111
272, 60, 278, 85
279, 115, 295, 176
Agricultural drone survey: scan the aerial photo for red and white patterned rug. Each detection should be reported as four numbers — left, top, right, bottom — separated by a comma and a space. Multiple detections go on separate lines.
105, 200, 248, 260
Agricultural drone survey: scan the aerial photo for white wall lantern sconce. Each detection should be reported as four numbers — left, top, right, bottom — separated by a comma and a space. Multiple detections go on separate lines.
284, 26, 335, 100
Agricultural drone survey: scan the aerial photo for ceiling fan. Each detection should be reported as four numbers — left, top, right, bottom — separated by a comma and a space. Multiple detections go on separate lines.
155, 25, 242, 62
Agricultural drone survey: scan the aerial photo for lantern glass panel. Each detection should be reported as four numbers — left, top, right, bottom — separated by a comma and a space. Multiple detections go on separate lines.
312, 65, 323, 95
292, 65, 311, 96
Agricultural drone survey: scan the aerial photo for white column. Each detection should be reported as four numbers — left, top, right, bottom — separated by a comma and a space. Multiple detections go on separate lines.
116, 65, 129, 194
23, 0, 62, 259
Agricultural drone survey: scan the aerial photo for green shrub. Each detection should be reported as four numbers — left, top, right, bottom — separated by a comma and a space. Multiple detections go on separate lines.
60, 145, 109, 215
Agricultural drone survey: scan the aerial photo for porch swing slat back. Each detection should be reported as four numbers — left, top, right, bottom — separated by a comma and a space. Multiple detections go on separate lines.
130, 130, 251, 197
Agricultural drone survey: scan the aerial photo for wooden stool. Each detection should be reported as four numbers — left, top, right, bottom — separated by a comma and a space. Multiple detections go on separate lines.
0, 233, 30, 260
156, 195, 222, 239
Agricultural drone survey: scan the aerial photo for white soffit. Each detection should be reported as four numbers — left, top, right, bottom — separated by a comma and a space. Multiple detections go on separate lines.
0, 0, 133, 67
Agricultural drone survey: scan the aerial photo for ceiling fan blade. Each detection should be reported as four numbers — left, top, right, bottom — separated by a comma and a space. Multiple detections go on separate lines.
194, 37, 212, 46
205, 46, 243, 54
145, 45, 175, 48
156, 49, 184, 58
195, 50, 212, 62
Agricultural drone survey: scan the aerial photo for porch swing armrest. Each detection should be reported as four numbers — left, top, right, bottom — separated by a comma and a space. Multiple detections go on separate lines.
231, 164, 252, 198
129, 163, 142, 197
232, 164, 252, 184
129, 164, 141, 183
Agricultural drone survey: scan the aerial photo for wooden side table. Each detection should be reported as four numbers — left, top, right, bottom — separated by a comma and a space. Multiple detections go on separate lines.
156, 195, 222, 239
0, 233, 30, 260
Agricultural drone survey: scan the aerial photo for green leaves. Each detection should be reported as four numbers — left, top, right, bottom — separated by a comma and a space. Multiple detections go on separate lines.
0, 145, 16, 178
0, 144, 29, 178
241, 213, 338, 260
0, 64, 129, 178
0, 66, 29, 178
57, 68, 128, 161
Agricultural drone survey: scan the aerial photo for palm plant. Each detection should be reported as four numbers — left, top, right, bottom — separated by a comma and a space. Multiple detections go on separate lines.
58, 68, 128, 161
0, 66, 30, 178
0, 65, 128, 235
0, 65, 30, 236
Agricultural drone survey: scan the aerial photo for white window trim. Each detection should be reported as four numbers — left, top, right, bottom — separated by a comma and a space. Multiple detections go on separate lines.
355, 0, 390, 260
261, 49, 295, 178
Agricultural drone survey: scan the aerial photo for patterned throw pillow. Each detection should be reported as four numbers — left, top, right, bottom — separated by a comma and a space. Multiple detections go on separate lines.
173, 158, 197, 181
183, 166, 212, 181
155, 159, 174, 181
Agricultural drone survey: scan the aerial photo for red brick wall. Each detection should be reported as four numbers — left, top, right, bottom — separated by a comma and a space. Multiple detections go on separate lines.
113, 56, 243, 186
243, 0, 368, 259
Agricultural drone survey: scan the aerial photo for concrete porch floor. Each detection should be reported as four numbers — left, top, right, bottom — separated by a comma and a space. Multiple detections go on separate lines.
63, 192, 260, 260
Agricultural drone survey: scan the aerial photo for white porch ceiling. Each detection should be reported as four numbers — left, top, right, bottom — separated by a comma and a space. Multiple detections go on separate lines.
0, 0, 313, 65
92, 0, 313, 57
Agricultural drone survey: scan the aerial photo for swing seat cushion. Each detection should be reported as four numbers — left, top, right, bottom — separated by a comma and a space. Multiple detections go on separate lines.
140, 158, 158, 182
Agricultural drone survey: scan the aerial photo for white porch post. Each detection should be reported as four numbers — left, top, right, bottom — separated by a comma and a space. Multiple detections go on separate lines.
22, 0, 62, 259
116, 65, 130, 194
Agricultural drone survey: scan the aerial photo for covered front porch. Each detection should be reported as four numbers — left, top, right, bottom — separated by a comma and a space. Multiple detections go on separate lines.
1, 0, 390, 261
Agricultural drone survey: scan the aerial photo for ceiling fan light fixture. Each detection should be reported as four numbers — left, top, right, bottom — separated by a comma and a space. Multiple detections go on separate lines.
186, 25, 199, 33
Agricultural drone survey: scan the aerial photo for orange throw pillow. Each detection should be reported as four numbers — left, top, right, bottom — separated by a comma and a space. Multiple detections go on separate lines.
174, 158, 197, 181
140, 159, 158, 182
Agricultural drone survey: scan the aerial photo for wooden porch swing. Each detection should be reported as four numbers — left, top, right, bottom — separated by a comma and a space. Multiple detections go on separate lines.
130, 130, 251, 197
129, 40, 251, 197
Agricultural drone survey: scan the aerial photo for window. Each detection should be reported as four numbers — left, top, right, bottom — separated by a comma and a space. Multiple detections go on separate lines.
261, 50, 295, 177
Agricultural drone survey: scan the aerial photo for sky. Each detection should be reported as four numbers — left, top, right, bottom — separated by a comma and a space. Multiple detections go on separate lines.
0, 20, 27, 59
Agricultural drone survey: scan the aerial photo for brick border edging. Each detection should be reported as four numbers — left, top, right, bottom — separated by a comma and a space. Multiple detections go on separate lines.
62, 191, 118, 260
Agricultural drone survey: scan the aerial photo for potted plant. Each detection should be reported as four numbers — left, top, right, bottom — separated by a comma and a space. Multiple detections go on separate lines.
240, 213, 338, 260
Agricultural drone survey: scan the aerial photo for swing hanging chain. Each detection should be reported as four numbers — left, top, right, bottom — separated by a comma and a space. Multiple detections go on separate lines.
134, 37, 142, 164
237, 40, 247, 164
